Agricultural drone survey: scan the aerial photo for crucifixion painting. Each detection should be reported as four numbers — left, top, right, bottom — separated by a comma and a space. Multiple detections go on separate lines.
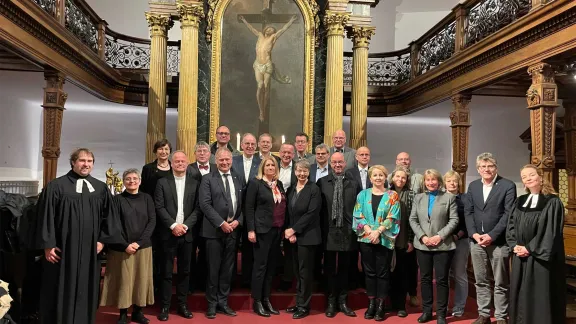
238, 0, 298, 132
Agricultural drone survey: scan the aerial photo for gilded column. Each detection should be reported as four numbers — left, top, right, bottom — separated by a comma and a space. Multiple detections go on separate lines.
323, 11, 350, 146
450, 94, 472, 192
145, 13, 172, 163
42, 71, 67, 187
564, 100, 576, 225
526, 62, 558, 186
176, 2, 203, 157
347, 26, 375, 149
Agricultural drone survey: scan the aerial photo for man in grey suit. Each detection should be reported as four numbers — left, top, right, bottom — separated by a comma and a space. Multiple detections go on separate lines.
464, 153, 516, 324
389, 152, 424, 194
200, 148, 243, 319
329, 130, 356, 170
293, 132, 314, 162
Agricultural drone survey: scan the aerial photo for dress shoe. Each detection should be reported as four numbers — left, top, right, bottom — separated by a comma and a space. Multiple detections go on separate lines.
253, 300, 271, 317
216, 305, 237, 317
374, 299, 385, 322
205, 307, 216, 319
131, 308, 150, 324
364, 298, 377, 319
496, 320, 508, 324
437, 317, 447, 324
417, 313, 433, 323
177, 305, 193, 319
262, 298, 280, 315
286, 305, 298, 313
117, 310, 128, 324
472, 315, 491, 324
157, 307, 169, 321
293, 307, 310, 319
339, 303, 357, 317
397, 310, 408, 317
325, 302, 337, 318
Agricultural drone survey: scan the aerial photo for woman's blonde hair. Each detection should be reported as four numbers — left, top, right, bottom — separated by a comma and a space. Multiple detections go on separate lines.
389, 166, 410, 190
256, 156, 280, 180
368, 165, 389, 178
422, 169, 443, 192
520, 164, 557, 195
443, 170, 462, 191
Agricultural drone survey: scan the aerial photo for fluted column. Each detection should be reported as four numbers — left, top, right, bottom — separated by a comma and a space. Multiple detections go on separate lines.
347, 26, 375, 149
450, 94, 472, 192
323, 10, 350, 146
526, 62, 558, 186
564, 100, 576, 225
176, 2, 203, 157
145, 13, 172, 163
42, 70, 67, 187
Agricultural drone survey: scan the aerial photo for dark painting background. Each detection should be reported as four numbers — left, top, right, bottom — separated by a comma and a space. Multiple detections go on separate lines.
220, 0, 305, 150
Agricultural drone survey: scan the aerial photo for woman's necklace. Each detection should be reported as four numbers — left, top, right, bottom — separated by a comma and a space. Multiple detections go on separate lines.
158, 161, 169, 168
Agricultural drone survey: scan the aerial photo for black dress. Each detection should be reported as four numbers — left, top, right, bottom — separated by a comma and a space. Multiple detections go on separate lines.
506, 193, 566, 324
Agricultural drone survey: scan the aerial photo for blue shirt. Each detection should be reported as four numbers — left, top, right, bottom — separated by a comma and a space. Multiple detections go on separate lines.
428, 191, 438, 217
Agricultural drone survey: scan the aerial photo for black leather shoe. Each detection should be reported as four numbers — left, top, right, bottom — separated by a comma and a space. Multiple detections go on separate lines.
262, 298, 280, 315
286, 305, 298, 313
293, 307, 310, 319
364, 299, 376, 319
216, 305, 237, 317
117, 310, 128, 324
205, 307, 216, 319
339, 303, 357, 317
325, 302, 337, 318
437, 317, 447, 324
374, 299, 385, 321
157, 307, 169, 321
418, 313, 434, 323
253, 301, 271, 317
177, 305, 193, 319
131, 309, 150, 324
397, 310, 408, 318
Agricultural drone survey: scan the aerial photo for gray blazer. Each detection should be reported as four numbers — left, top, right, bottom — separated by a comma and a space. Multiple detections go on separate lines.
409, 191, 459, 251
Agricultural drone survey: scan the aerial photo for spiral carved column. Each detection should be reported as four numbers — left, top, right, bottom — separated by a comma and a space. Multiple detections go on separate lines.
323, 11, 349, 146
450, 94, 472, 192
347, 26, 375, 149
145, 13, 172, 163
42, 70, 67, 187
564, 100, 576, 225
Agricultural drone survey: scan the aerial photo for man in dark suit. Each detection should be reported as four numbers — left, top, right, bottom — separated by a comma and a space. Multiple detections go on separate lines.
187, 141, 216, 293
293, 132, 314, 162
309, 143, 331, 182
199, 148, 243, 319
317, 152, 361, 318
258, 133, 281, 164
464, 153, 516, 324
154, 151, 200, 321
231, 133, 261, 287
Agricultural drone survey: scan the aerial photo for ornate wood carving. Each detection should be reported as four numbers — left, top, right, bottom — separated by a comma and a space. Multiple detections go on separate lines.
42, 70, 67, 187
450, 93, 472, 192
527, 62, 558, 187
563, 100, 576, 225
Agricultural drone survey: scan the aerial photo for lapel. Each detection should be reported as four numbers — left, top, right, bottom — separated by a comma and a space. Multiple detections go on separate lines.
183, 174, 194, 210
309, 164, 317, 181
472, 181, 486, 210
483, 176, 501, 207
213, 171, 227, 197
232, 173, 242, 203
167, 174, 178, 209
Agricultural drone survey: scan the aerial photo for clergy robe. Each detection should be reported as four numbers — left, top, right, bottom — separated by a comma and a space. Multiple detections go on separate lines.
32, 171, 121, 324
506, 193, 566, 324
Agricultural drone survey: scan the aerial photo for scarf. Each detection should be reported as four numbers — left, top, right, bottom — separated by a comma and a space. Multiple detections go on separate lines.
331, 173, 345, 228
265, 179, 282, 203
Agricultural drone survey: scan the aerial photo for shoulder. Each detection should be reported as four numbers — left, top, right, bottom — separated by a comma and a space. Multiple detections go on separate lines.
442, 191, 456, 201
142, 161, 156, 170
140, 192, 154, 201
232, 155, 242, 162
87, 176, 107, 189
497, 176, 516, 188
307, 181, 320, 192
544, 194, 562, 206
414, 192, 426, 202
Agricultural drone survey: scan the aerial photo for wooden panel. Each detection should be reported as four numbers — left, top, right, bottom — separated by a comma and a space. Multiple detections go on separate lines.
565, 226, 576, 259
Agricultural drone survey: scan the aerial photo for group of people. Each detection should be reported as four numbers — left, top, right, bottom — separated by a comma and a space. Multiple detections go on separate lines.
30, 126, 566, 324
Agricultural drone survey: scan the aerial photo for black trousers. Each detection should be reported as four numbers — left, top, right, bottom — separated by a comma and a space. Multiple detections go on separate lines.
205, 232, 238, 308
251, 228, 282, 300
281, 239, 295, 283
359, 243, 393, 299
152, 234, 162, 293
390, 248, 409, 310
416, 249, 455, 317
406, 249, 418, 296
160, 236, 193, 308
241, 226, 254, 285
323, 251, 352, 303
189, 236, 207, 291
291, 244, 316, 309
348, 251, 362, 287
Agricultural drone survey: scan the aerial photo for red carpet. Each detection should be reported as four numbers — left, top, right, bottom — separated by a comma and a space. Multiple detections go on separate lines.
96, 288, 494, 323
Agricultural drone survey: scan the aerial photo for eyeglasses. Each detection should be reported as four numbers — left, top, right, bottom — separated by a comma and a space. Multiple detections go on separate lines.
478, 165, 496, 170
124, 178, 140, 183
332, 161, 345, 165
216, 132, 230, 136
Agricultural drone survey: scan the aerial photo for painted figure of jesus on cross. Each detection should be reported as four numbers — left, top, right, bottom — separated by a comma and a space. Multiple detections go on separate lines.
238, 0, 297, 132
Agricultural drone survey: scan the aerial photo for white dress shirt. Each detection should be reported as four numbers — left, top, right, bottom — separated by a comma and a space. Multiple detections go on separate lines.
197, 162, 210, 176
219, 170, 237, 224
482, 175, 497, 202
170, 175, 188, 230
316, 164, 329, 182
279, 162, 293, 190
243, 156, 253, 183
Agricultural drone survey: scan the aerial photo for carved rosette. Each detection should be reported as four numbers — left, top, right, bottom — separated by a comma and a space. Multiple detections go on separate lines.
324, 11, 350, 37
450, 94, 471, 191
178, 4, 204, 28
145, 13, 173, 38
347, 26, 375, 49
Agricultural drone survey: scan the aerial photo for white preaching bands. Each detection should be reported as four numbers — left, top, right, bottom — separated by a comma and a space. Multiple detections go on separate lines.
75, 179, 95, 193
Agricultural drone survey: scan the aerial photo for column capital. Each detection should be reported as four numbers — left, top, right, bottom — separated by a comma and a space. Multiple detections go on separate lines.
450, 94, 471, 128
145, 12, 173, 37
324, 11, 350, 37
42, 71, 67, 110
347, 26, 375, 49
526, 62, 558, 109
177, 3, 204, 28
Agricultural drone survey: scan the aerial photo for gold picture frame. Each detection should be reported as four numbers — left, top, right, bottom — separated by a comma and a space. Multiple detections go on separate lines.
208, 0, 318, 151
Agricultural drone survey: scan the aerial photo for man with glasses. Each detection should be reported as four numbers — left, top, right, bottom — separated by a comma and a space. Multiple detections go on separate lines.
464, 153, 516, 324
390, 152, 423, 193
293, 132, 314, 162
210, 125, 240, 164
309, 144, 331, 182
328, 130, 356, 170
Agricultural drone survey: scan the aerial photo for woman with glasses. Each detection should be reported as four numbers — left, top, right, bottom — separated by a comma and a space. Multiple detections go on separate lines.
100, 169, 156, 324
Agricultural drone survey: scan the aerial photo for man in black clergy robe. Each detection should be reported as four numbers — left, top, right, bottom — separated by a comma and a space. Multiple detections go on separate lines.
33, 148, 121, 324
199, 148, 243, 318
155, 150, 200, 321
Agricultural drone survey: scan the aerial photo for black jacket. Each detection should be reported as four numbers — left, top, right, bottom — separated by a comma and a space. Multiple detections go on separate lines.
140, 160, 171, 196
199, 170, 243, 238
286, 181, 321, 246
245, 178, 286, 234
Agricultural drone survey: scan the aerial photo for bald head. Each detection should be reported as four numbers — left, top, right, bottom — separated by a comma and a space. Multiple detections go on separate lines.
332, 129, 346, 149
396, 152, 411, 168
331, 152, 345, 175
356, 146, 371, 168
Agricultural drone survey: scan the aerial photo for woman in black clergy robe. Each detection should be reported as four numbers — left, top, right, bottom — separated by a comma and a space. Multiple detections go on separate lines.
506, 164, 566, 324
31, 148, 121, 324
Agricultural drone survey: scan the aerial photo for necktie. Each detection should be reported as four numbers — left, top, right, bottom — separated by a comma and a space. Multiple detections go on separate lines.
361, 169, 367, 189
223, 174, 234, 222
199, 164, 209, 170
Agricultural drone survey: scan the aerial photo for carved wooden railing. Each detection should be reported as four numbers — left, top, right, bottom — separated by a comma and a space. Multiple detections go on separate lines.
343, 0, 533, 86
0, 181, 39, 197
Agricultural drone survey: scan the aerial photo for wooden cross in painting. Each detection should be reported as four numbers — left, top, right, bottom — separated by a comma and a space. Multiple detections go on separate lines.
238, 0, 298, 135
